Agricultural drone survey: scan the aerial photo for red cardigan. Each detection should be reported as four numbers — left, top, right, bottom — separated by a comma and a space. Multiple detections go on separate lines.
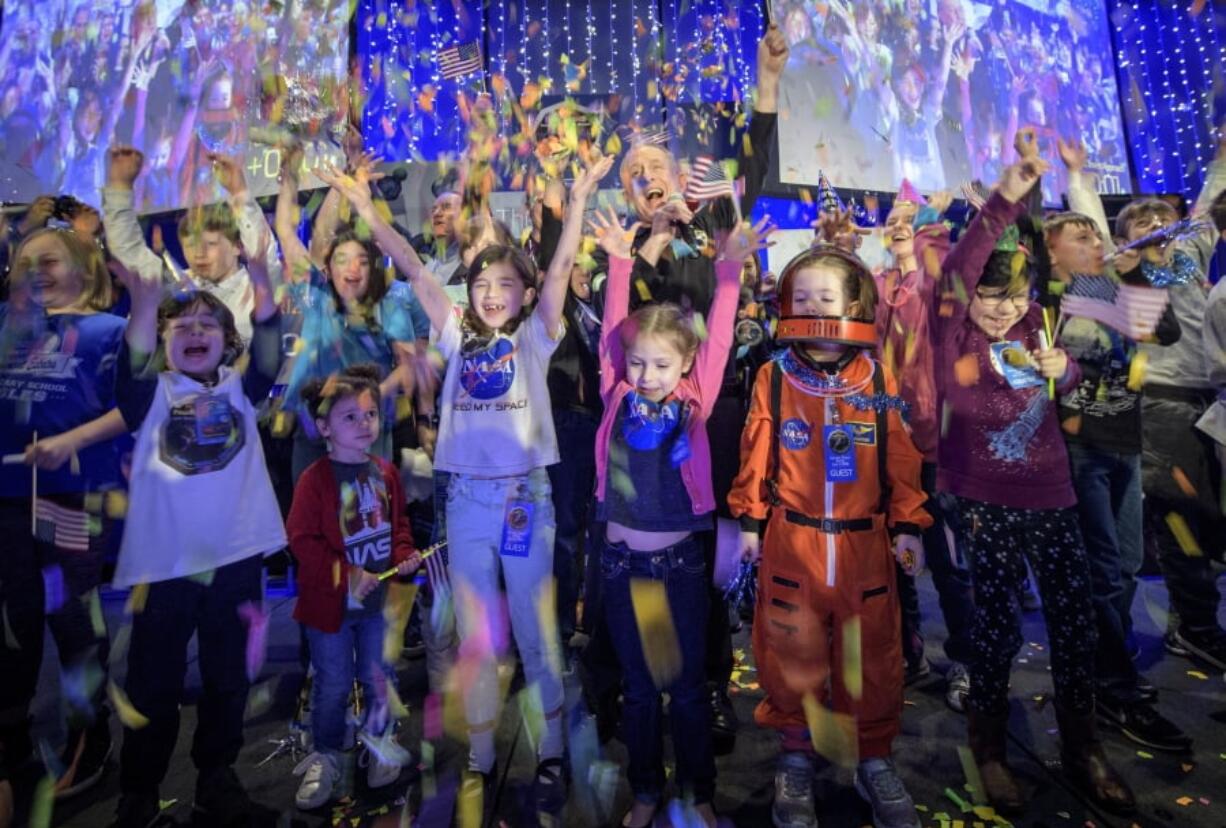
288, 455, 416, 633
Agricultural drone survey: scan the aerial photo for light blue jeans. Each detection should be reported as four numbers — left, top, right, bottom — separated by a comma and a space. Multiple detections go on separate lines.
446, 468, 562, 730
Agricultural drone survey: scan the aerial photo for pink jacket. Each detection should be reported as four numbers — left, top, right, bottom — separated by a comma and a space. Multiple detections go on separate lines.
873, 223, 951, 462
593, 254, 741, 515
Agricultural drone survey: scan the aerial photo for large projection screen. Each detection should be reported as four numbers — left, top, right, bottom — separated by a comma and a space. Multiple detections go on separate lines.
774, 0, 1132, 204
0, 0, 352, 213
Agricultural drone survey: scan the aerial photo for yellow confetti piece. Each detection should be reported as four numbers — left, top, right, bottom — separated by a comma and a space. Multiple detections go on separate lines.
125, 584, 149, 615
629, 579, 681, 688
87, 590, 105, 637
382, 581, 418, 665
536, 577, 564, 681
1136, 750, 1154, 759
1126, 350, 1148, 391
634, 279, 652, 302
1176, 796, 1193, 806
108, 681, 150, 729
1186, 669, 1208, 680
104, 490, 128, 519
801, 692, 858, 769
841, 616, 862, 701
1164, 512, 1202, 557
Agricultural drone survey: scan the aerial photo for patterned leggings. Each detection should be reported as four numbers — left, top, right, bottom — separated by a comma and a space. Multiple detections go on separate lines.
953, 497, 1097, 717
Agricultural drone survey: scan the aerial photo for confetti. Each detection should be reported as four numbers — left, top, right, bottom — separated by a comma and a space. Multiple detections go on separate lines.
237, 601, 269, 682
801, 693, 857, 769
1185, 669, 1208, 680
1126, 350, 1148, 391
42, 565, 65, 614
28, 775, 54, 828
108, 681, 150, 729
1170, 466, 1197, 498
1175, 796, 1193, 806
125, 583, 149, 615
629, 579, 681, 688
1164, 513, 1202, 556
1136, 750, 1154, 759
954, 354, 980, 387
842, 616, 862, 701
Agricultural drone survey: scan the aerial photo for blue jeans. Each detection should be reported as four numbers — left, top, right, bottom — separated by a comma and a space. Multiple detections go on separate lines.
305, 612, 393, 755
600, 534, 714, 805
1067, 444, 1143, 703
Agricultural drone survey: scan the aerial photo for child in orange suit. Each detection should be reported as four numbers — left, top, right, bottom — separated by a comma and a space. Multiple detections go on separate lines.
728, 245, 931, 828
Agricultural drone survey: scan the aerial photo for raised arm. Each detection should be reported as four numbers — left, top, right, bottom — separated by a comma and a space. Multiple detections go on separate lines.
273, 143, 316, 284
211, 152, 285, 291
588, 206, 636, 398
315, 162, 453, 333
1059, 137, 1113, 253
536, 156, 615, 336
102, 146, 164, 282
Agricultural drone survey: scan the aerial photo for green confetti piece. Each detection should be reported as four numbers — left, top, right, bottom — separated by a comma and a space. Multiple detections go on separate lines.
87, 590, 105, 638
945, 787, 972, 813
29, 774, 54, 828
1136, 750, 1154, 759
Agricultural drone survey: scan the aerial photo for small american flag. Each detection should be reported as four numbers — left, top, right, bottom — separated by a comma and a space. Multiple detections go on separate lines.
34, 499, 91, 551
423, 543, 451, 596
437, 40, 483, 80
1061, 274, 1170, 340
684, 156, 734, 202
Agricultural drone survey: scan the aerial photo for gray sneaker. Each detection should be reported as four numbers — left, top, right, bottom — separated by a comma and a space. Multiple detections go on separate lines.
945, 662, 970, 713
772, 751, 818, 828
854, 757, 920, 828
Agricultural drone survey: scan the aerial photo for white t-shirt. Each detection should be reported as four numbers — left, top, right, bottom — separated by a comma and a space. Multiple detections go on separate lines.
433, 308, 562, 477
113, 367, 286, 587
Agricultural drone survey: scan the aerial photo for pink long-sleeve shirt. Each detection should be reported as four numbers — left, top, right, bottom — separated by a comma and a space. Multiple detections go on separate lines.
593, 254, 741, 516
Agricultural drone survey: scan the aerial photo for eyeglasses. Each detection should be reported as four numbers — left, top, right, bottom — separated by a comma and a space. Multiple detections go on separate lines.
974, 290, 1030, 309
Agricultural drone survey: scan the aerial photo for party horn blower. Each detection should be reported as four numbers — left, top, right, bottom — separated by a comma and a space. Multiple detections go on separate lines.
630, 578, 682, 688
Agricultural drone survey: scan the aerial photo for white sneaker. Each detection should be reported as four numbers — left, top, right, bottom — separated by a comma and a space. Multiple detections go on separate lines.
945, 662, 970, 713
363, 746, 402, 789
293, 751, 340, 809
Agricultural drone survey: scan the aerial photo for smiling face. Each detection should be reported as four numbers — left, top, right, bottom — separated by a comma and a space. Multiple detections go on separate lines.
317, 390, 380, 462
181, 230, 241, 284
163, 303, 227, 378
569, 265, 592, 302
884, 205, 917, 257
469, 260, 534, 329
1046, 221, 1105, 279
625, 332, 693, 403
620, 145, 680, 221
18, 233, 86, 311
327, 239, 373, 309
969, 285, 1029, 339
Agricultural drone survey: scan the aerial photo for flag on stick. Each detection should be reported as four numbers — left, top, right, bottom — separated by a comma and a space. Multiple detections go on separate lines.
1061, 274, 1170, 340
438, 41, 482, 80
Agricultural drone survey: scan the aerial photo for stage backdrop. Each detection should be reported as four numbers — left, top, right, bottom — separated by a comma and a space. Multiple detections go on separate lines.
0, 0, 353, 212
773, 0, 1132, 205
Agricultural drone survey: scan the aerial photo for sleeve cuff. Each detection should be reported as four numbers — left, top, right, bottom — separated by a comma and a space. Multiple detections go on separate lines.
889, 522, 922, 539
738, 515, 762, 533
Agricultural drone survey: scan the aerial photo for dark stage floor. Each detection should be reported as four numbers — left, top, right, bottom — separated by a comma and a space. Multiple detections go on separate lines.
16, 566, 1226, 828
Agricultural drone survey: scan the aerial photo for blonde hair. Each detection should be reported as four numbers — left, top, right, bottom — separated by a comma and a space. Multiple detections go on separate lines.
621, 302, 701, 362
12, 227, 111, 311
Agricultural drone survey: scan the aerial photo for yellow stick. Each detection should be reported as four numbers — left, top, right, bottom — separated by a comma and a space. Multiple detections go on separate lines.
377, 540, 446, 581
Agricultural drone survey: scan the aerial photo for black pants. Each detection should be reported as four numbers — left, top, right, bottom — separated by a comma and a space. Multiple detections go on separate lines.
1141, 392, 1225, 635
898, 463, 978, 667
119, 555, 262, 795
0, 495, 111, 776
953, 497, 1097, 717
548, 408, 599, 643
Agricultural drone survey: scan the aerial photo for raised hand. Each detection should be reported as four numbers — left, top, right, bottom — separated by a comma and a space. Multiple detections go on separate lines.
758, 23, 789, 81
349, 151, 387, 188
107, 145, 145, 189
718, 216, 777, 264
314, 161, 373, 212
587, 205, 634, 260
960, 181, 987, 211
1057, 137, 1088, 173
208, 152, 247, 195
570, 154, 615, 205
998, 156, 1049, 204
1013, 126, 1040, 162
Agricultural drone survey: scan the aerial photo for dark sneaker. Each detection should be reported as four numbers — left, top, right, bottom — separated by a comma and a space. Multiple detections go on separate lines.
107, 792, 161, 828
193, 766, 278, 827
772, 751, 817, 828
55, 716, 113, 798
1097, 699, 1192, 753
533, 756, 568, 818
854, 757, 921, 828
710, 685, 738, 755
1168, 629, 1226, 672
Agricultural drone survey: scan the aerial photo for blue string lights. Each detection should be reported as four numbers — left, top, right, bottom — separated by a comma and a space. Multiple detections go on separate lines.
1111, 0, 1226, 199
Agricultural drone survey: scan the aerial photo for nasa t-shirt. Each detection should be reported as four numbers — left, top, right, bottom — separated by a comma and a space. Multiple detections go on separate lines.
332, 459, 393, 612
434, 309, 562, 476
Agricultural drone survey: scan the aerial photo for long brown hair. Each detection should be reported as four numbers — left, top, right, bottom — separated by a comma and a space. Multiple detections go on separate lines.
778, 245, 877, 322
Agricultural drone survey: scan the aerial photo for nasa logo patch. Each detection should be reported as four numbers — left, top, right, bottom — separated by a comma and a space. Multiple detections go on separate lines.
780, 418, 812, 450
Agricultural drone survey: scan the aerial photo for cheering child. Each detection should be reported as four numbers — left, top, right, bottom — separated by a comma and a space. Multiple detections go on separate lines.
589, 207, 773, 828
287, 364, 422, 809
316, 154, 613, 817
728, 245, 931, 828
106, 233, 285, 828
932, 135, 1133, 816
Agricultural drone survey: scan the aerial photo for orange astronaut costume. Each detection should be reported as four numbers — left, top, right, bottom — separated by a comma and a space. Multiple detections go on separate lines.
728, 249, 931, 760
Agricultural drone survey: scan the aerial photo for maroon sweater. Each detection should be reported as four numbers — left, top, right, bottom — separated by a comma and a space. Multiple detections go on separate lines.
931, 192, 1081, 510
288, 455, 416, 633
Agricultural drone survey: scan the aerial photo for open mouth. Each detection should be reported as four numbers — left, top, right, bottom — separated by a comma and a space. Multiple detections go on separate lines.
183, 345, 210, 358
482, 303, 507, 314
644, 186, 665, 208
